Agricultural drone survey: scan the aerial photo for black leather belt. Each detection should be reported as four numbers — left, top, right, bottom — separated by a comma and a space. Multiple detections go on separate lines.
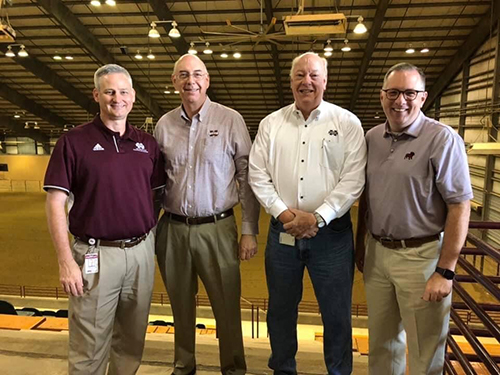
168, 208, 234, 225
77, 234, 148, 248
372, 233, 440, 249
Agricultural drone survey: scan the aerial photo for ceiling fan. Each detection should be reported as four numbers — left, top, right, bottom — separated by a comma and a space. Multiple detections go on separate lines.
198, 0, 350, 47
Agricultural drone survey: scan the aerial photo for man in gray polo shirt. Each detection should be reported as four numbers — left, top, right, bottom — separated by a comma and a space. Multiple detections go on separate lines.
356, 62, 472, 375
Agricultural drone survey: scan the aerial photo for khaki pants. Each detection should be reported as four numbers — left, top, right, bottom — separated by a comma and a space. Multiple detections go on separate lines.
364, 234, 451, 375
68, 232, 155, 375
156, 214, 246, 375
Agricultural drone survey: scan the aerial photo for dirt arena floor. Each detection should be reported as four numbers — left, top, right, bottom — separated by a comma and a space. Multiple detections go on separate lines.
0, 192, 367, 305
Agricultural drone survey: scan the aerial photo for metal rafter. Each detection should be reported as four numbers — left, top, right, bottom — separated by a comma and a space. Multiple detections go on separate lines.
264, 0, 285, 108
36, 0, 164, 119
0, 116, 49, 144
423, 1, 500, 112
148, 0, 217, 102
0, 82, 69, 129
349, 0, 390, 111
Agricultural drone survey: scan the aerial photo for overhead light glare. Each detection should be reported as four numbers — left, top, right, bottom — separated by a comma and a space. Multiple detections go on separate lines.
405, 46, 415, 54
5, 46, 15, 57
324, 51, 332, 57
220, 52, 228, 58
188, 42, 197, 55
53, 54, 62, 60
324, 39, 333, 52
353, 16, 367, 34
90, 0, 101, 6
233, 51, 241, 59
134, 50, 143, 59
203, 42, 213, 55
13, 113, 20, 119
147, 50, 155, 59
65, 55, 74, 60
374, 112, 380, 119
341, 39, 351, 52
17, 45, 28, 57
105, 0, 116, 5
168, 21, 181, 38
164, 90, 171, 94
24, 122, 29, 129
420, 47, 429, 53
174, 90, 180, 94
33, 122, 40, 130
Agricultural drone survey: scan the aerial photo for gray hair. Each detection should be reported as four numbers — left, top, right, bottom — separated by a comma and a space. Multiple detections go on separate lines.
172, 54, 209, 76
94, 64, 133, 90
290, 52, 328, 77
383, 62, 426, 89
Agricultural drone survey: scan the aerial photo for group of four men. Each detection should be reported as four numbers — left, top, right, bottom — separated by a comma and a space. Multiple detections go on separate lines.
44, 51, 471, 375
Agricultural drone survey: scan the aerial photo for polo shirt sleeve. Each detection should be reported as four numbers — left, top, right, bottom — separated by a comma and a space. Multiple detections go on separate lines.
150, 139, 166, 190
43, 135, 75, 194
431, 130, 473, 204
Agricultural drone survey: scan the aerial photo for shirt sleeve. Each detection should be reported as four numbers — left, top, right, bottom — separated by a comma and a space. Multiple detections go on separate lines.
315, 114, 367, 224
232, 114, 260, 235
150, 138, 166, 190
43, 135, 74, 194
248, 116, 289, 219
431, 129, 473, 204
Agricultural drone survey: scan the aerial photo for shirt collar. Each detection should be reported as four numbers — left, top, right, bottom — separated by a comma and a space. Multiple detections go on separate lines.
180, 97, 212, 123
93, 114, 139, 142
383, 111, 424, 138
293, 100, 325, 122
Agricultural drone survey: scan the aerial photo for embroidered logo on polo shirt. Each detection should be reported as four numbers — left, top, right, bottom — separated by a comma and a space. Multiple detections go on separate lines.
404, 152, 415, 160
93, 143, 104, 151
328, 130, 338, 136
133, 142, 149, 153
209, 130, 219, 137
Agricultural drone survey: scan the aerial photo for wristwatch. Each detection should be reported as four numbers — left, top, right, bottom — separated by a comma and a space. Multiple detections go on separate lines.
435, 267, 455, 280
314, 212, 326, 228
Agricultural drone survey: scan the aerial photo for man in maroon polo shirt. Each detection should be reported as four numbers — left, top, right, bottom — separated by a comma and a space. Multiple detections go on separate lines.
44, 64, 165, 374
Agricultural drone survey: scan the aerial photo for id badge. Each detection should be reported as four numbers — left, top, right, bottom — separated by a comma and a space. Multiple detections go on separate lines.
84, 253, 99, 274
279, 232, 296, 247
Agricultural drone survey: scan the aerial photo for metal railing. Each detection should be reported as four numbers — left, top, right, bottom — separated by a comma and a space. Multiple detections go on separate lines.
445, 221, 500, 374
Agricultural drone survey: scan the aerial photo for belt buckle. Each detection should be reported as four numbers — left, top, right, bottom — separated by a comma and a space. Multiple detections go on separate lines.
186, 217, 193, 225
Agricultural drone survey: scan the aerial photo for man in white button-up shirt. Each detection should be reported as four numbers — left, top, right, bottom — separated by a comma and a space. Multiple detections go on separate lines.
249, 52, 366, 375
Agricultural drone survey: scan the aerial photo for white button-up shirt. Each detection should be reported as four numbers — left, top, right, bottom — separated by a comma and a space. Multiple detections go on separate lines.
249, 100, 366, 224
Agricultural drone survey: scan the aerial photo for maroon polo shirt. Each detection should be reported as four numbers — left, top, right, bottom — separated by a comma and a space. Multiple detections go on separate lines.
44, 115, 166, 241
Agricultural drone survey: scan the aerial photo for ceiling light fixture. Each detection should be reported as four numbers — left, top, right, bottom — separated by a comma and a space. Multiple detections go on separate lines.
420, 47, 429, 53
220, 51, 228, 58
164, 86, 171, 94
203, 42, 213, 54
134, 50, 143, 59
405, 45, 415, 54
65, 55, 74, 60
105, 0, 116, 5
33, 122, 40, 130
168, 21, 181, 38
90, 0, 101, 6
24, 122, 29, 129
147, 49, 155, 59
5, 46, 15, 57
341, 39, 351, 52
374, 112, 380, 119
148, 20, 181, 39
13, 112, 20, 119
174, 90, 179, 94
324, 51, 332, 57
233, 51, 241, 59
324, 39, 333, 52
53, 54, 62, 60
17, 45, 28, 57
188, 42, 197, 55
353, 16, 367, 34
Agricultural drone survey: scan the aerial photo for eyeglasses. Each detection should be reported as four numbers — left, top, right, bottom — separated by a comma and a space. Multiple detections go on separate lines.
177, 71, 207, 81
381, 89, 425, 101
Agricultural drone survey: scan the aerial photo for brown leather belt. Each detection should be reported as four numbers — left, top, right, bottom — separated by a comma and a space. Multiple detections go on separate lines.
168, 208, 234, 225
372, 233, 440, 249
77, 234, 148, 248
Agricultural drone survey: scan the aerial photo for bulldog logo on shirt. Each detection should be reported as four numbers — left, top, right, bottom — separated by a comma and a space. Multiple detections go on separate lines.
133, 142, 149, 153
209, 130, 219, 137
404, 152, 415, 160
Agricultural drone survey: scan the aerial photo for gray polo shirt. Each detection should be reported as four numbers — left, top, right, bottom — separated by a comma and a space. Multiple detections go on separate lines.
365, 111, 473, 239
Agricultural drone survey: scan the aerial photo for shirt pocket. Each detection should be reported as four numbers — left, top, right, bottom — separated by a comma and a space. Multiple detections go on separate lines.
203, 136, 224, 165
319, 137, 343, 170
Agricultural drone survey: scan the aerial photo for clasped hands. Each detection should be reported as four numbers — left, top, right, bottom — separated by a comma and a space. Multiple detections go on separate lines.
280, 208, 319, 239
